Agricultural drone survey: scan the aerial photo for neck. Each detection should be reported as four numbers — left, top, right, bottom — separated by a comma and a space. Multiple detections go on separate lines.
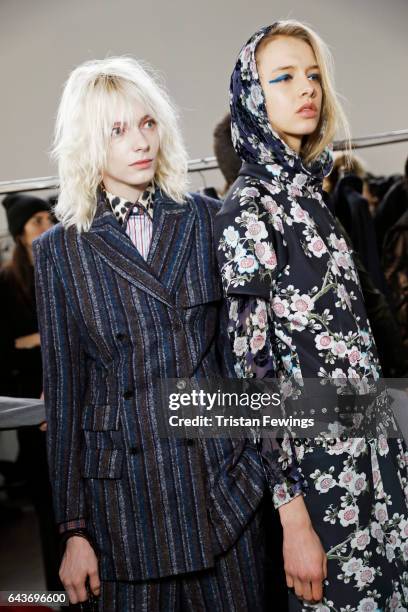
103, 181, 150, 203
278, 131, 302, 154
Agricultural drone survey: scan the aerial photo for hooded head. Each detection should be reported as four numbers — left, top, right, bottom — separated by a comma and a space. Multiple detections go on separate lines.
230, 22, 349, 182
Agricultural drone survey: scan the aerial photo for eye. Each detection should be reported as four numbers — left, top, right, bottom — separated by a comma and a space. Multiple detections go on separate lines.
143, 118, 156, 129
308, 73, 321, 82
111, 124, 125, 137
268, 74, 292, 84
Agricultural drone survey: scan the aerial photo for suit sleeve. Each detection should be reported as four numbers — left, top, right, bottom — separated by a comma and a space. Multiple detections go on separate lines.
33, 237, 89, 535
226, 296, 308, 509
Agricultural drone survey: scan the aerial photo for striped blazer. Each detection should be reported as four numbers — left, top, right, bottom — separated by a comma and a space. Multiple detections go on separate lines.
33, 190, 266, 582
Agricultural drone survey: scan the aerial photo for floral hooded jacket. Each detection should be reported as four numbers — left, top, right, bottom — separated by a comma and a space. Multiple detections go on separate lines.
215, 25, 408, 610
215, 26, 383, 507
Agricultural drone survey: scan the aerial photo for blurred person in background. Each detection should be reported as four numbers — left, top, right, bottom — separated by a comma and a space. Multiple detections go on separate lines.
213, 113, 242, 196
324, 153, 387, 293
323, 153, 377, 212
0, 193, 61, 590
382, 156, 408, 351
375, 155, 408, 251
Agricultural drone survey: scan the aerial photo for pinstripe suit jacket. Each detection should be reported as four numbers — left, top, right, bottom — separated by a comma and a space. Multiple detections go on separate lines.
33, 190, 266, 582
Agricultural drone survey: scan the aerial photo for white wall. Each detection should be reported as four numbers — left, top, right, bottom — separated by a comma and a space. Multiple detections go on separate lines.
0, 0, 407, 198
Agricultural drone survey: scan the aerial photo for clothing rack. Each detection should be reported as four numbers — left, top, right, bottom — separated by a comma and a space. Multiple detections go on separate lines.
0, 129, 407, 195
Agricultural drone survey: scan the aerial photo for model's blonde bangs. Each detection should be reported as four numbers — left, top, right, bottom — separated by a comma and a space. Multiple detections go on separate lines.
257, 20, 351, 165
53, 57, 188, 232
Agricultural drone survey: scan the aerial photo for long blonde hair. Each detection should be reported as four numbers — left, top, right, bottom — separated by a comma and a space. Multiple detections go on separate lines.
256, 20, 351, 164
53, 57, 189, 232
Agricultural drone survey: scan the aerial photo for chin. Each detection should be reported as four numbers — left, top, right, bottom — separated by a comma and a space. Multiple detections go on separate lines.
128, 168, 156, 185
297, 120, 320, 136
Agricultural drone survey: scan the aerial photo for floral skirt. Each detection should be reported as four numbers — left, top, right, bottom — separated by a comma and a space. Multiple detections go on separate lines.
288, 435, 408, 612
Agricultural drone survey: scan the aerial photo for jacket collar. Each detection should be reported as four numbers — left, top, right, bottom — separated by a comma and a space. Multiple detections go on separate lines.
82, 189, 196, 308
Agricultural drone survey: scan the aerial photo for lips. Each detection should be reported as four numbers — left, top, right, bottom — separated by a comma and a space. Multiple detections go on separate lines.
297, 102, 318, 117
129, 159, 153, 167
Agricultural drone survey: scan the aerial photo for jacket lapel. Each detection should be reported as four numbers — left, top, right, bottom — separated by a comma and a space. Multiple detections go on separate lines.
82, 190, 195, 307
147, 192, 196, 293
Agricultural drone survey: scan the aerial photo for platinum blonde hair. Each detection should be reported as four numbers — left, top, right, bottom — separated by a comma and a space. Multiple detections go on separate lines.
53, 56, 189, 232
256, 20, 351, 164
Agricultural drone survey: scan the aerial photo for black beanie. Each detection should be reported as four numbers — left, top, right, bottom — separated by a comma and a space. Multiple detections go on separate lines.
2, 193, 50, 239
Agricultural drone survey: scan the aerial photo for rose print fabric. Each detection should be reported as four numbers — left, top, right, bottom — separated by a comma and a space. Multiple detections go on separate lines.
228, 296, 308, 508
215, 24, 408, 610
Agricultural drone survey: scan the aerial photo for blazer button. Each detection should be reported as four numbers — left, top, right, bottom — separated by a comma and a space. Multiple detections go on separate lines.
186, 438, 195, 446
340, 433, 348, 442
294, 439, 302, 447
129, 446, 139, 455
123, 390, 134, 400
116, 333, 126, 342
328, 438, 337, 446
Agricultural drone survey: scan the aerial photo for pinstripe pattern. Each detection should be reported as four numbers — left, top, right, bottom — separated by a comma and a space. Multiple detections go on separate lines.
105, 188, 154, 260
126, 209, 152, 259
94, 509, 265, 611
33, 189, 267, 582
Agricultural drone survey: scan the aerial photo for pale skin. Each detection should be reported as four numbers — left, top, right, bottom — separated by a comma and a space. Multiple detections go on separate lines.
60, 98, 159, 604
257, 35, 327, 603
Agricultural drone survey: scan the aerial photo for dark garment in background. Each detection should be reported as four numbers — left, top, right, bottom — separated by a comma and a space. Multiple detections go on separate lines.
375, 178, 408, 252
0, 266, 61, 592
323, 192, 408, 376
383, 209, 408, 352
198, 187, 220, 200
337, 219, 408, 377
334, 174, 388, 295
0, 269, 42, 398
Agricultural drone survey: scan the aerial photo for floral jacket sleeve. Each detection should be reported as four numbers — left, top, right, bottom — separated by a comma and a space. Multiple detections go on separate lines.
228, 295, 308, 508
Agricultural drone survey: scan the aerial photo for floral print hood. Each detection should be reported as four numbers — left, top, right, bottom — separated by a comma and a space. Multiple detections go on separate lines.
230, 24, 333, 185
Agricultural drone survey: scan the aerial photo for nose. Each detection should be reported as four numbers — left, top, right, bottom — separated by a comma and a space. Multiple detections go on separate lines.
130, 126, 149, 152
299, 75, 316, 98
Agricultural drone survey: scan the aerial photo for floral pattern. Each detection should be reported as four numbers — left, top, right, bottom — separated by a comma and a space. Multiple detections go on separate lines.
216, 24, 408, 610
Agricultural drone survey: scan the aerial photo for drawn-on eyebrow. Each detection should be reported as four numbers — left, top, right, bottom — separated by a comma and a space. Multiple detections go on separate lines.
270, 64, 320, 73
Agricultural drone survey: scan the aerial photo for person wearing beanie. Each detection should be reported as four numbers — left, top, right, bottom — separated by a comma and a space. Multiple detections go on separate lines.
0, 193, 60, 591
2, 193, 52, 260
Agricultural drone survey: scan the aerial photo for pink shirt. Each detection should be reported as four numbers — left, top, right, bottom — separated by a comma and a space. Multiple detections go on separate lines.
106, 184, 154, 260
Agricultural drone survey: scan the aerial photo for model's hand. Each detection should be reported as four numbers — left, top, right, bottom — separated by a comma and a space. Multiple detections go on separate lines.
59, 535, 101, 604
279, 496, 327, 603
15, 332, 41, 349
